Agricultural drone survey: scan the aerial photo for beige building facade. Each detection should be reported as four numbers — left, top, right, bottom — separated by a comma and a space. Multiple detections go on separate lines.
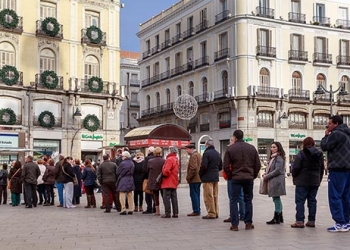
137, 0, 350, 165
0, 0, 124, 163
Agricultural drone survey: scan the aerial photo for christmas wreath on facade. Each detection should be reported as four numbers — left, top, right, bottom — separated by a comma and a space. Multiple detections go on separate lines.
0, 108, 16, 125
88, 76, 103, 93
83, 114, 100, 132
86, 25, 103, 44
0, 65, 20, 86
0, 9, 19, 29
40, 70, 58, 89
38, 110, 55, 128
41, 17, 60, 37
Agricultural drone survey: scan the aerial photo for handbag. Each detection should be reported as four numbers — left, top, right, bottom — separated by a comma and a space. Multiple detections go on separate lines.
62, 166, 78, 186
259, 178, 268, 195
8, 168, 21, 190
156, 172, 164, 185
142, 179, 153, 194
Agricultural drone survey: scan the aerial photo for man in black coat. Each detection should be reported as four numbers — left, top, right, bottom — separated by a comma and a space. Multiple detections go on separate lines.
142, 146, 155, 214
21, 155, 40, 208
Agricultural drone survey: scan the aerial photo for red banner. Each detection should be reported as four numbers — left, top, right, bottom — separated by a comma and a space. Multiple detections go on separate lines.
128, 139, 190, 148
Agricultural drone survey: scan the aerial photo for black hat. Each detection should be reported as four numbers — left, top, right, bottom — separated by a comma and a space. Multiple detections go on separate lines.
185, 143, 196, 149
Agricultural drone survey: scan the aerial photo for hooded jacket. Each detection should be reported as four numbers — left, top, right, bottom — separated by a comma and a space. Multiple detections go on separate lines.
292, 147, 324, 186
321, 123, 350, 171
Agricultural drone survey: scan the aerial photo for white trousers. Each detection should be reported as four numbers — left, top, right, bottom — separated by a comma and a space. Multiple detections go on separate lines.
63, 182, 74, 208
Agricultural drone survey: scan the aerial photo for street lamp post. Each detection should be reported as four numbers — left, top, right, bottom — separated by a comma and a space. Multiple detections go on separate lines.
314, 83, 348, 116
70, 108, 82, 157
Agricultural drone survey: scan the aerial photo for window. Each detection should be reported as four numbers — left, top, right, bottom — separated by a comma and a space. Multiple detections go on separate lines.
153, 62, 159, 76
289, 112, 306, 129
200, 112, 210, 124
257, 111, 273, 127
292, 71, 302, 93
0, 0, 16, 10
176, 22, 181, 35
175, 52, 181, 68
291, 34, 304, 51
316, 73, 326, 88
146, 66, 150, 79
84, 55, 99, 78
0, 42, 15, 68
201, 41, 207, 58
219, 111, 230, 129
145, 40, 150, 52
340, 40, 350, 56
313, 114, 328, 128
130, 92, 138, 104
222, 70, 228, 94
40, 49, 56, 73
340, 75, 350, 92
200, 8, 207, 23
85, 11, 99, 27
257, 29, 271, 47
291, 0, 301, 13
219, 32, 228, 50
177, 85, 182, 97
259, 68, 270, 88
343, 115, 350, 126
187, 16, 193, 29
259, 0, 270, 9
166, 89, 170, 105
315, 37, 328, 54
189, 81, 194, 96
202, 77, 208, 94
219, 0, 227, 12
315, 4, 325, 21
338, 7, 348, 21
155, 35, 159, 47
187, 47, 193, 61
165, 29, 170, 42
155, 92, 160, 107
40, 2, 56, 19
146, 95, 150, 110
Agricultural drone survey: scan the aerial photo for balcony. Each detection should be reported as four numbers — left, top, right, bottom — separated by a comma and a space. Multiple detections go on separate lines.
313, 52, 332, 65
130, 102, 140, 108
142, 49, 151, 59
288, 50, 308, 62
288, 12, 306, 24
78, 78, 114, 95
215, 10, 231, 24
182, 27, 195, 40
36, 20, 63, 40
200, 123, 210, 132
182, 62, 194, 74
336, 19, 350, 29
214, 89, 228, 100
195, 93, 210, 104
149, 74, 160, 84
172, 33, 183, 45
141, 108, 150, 117
289, 122, 307, 129
34, 73, 64, 91
187, 123, 196, 133
256, 6, 275, 19
81, 28, 106, 46
161, 39, 172, 50
312, 16, 330, 27
160, 103, 173, 112
33, 116, 62, 127
257, 120, 273, 128
196, 21, 208, 33
256, 46, 276, 58
219, 120, 231, 129
161, 70, 171, 80
129, 79, 140, 87
288, 89, 310, 101
337, 55, 350, 67
255, 86, 279, 98
171, 66, 183, 77
195, 56, 209, 68
151, 45, 161, 55
0, 15, 23, 34
0, 70, 23, 87
214, 48, 230, 61
313, 92, 331, 102
141, 78, 150, 88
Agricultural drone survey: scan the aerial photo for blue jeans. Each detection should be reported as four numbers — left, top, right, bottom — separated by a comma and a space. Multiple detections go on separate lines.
229, 179, 254, 226
227, 180, 245, 219
295, 186, 319, 222
189, 183, 201, 214
56, 182, 64, 206
328, 171, 350, 225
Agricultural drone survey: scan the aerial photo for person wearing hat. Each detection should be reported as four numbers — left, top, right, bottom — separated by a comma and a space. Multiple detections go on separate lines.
185, 143, 202, 216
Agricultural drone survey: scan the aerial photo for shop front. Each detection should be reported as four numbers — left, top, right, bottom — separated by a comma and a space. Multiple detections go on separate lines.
0, 132, 27, 164
80, 133, 103, 162
33, 139, 61, 160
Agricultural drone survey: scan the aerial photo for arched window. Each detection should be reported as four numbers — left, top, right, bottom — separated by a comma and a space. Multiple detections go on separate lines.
257, 111, 273, 128
316, 73, 326, 88
340, 75, 350, 92
202, 77, 208, 94
177, 85, 182, 97
289, 112, 306, 129
1, 0, 16, 10
155, 92, 160, 107
146, 95, 150, 110
40, 48, 56, 73
188, 81, 194, 96
84, 55, 100, 78
40, 1, 56, 19
259, 68, 270, 88
222, 70, 228, 94
166, 89, 171, 105
0, 42, 15, 68
292, 71, 302, 94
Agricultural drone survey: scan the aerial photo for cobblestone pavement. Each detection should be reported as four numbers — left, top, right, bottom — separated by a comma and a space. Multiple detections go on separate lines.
0, 176, 348, 250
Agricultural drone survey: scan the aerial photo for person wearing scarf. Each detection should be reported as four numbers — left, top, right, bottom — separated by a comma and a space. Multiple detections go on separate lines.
263, 142, 286, 224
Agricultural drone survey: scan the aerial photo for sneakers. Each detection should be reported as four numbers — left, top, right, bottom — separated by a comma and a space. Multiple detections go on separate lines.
327, 224, 348, 232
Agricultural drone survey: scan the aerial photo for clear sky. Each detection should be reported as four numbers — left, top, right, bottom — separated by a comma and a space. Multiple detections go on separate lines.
120, 0, 180, 52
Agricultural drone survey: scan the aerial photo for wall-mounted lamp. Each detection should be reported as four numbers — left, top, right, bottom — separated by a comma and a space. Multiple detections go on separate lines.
276, 112, 288, 124
73, 108, 82, 118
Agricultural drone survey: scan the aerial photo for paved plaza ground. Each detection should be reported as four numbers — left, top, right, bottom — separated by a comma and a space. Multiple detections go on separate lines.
0, 176, 348, 250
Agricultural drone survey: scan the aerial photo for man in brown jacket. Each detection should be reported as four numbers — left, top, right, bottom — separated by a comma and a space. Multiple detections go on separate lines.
22, 155, 40, 208
185, 144, 202, 216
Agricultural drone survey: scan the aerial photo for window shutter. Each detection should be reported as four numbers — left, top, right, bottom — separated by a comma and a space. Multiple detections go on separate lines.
269, 30, 272, 47
301, 35, 305, 51
257, 28, 261, 46
290, 33, 293, 50
314, 37, 317, 53
326, 38, 329, 54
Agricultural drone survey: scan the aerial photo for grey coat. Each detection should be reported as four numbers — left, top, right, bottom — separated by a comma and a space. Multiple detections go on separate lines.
265, 155, 286, 197
116, 158, 135, 192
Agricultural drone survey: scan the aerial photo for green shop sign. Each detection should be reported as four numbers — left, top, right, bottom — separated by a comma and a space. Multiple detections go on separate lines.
290, 133, 306, 139
81, 133, 103, 141
243, 137, 253, 142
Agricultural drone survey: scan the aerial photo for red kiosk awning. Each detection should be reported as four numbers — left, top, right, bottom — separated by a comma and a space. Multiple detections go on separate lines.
124, 124, 192, 148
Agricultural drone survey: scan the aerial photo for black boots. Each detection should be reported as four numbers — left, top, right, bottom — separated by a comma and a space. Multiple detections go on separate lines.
266, 212, 282, 225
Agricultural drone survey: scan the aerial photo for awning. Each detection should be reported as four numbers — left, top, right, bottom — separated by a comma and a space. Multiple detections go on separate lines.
337, 110, 350, 116
257, 106, 275, 113
313, 109, 330, 116
288, 107, 308, 114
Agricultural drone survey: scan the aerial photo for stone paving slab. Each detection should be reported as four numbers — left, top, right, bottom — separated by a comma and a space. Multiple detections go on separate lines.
0, 177, 348, 250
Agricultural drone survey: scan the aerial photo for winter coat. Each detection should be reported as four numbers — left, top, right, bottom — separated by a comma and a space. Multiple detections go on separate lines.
8, 166, 22, 194
223, 139, 261, 180
82, 167, 97, 187
199, 146, 222, 183
0, 169, 8, 186
186, 150, 202, 183
42, 165, 55, 185
321, 123, 350, 172
97, 160, 118, 184
147, 156, 165, 190
264, 155, 286, 197
116, 158, 135, 192
142, 153, 155, 179
37, 164, 46, 185
62, 162, 75, 183
21, 161, 40, 184
292, 147, 324, 186
73, 165, 82, 197
161, 153, 179, 189
133, 157, 144, 191
54, 159, 65, 183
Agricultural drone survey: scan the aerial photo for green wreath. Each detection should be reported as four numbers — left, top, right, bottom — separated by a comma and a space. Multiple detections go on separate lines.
83, 114, 100, 132
0, 108, 16, 125
86, 25, 103, 44
0, 65, 20, 86
40, 70, 58, 89
0, 9, 19, 29
41, 17, 60, 37
38, 110, 55, 128
88, 76, 103, 93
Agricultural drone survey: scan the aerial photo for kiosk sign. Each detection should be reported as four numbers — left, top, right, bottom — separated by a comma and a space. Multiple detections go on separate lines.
0, 134, 18, 148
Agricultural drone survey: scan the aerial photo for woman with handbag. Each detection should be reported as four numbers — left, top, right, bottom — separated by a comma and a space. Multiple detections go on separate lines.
42, 159, 56, 206
132, 152, 145, 212
82, 159, 97, 208
263, 142, 286, 225
147, 147, 165, 216
0, 163, 9, 204
62, 157, 76, 208
72, 159, 83, 205
8, 161, 22, 206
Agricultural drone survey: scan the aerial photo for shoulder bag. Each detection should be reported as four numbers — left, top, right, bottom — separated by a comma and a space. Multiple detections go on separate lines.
62, 166, 78, 186
8, 168, 21, 189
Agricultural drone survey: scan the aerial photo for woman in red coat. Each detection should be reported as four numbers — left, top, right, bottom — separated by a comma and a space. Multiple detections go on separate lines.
161, 146, 179, 218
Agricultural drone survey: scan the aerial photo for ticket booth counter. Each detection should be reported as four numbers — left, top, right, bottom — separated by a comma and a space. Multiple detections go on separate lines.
124, 124, 192, 183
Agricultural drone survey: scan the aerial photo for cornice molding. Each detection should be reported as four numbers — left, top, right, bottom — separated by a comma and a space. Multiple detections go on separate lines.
77, 0, 118, 9
38, 39, 60, 52
0, 32, 19, 45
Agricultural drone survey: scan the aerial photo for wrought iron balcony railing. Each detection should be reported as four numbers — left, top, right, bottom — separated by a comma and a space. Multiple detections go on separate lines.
312, 16, 330, 26
0, 16, 23, 34
149, 74, 160, 84
288, 12, 306, 23
337, 55, 350, 66
214, 89, 228, 100
142, 49, 151, 59
196, 21, 208, 33
289, 122, 307, 129
129, 79, 140, 87
256, 46, 276, 58
182, 27, 195, 40
172, 33, 183, 45
161, 39, 172, 50
81, 28, 106, 46
215, 10, 230, 24
256, 6, 275, 18
36, 20, 63, 40
200, 123, 210, 132
161, 70, 171, 80
336, 19, 350, 29
255, 86, 280, 98
0, 71, 23, 87
288, 50, 308, 61
214, 48, 230, 61
151, 45, 161, 55
257, 120, 273, 128
313, 53, 332, 64
35, 73, 64, 90
195, 92, 210, 103
78, 78, 114, 95
33, 116, 62, 127
219, 120, 231, 129
288, 89, 310, 101
171, 66, 183, 77
141, 78, 150, 88
195, 56, 209, 68
187, 123, 196, 133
